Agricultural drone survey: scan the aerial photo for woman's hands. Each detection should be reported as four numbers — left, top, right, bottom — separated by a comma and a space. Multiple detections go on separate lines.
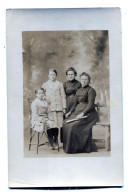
63, 108, 66, 115
76, 112, 84, 120
49, 116, 54, 121
65, 112, 85, 120
65, 111, 71, 118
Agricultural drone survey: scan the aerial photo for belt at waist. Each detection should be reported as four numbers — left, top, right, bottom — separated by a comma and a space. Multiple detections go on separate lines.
38, 114, 48, 116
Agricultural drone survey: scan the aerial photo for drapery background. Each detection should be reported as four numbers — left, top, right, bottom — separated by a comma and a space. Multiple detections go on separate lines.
22, 30, 110, 129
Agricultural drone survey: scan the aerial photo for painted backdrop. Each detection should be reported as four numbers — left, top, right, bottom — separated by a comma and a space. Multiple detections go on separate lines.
22, 30, 110, 129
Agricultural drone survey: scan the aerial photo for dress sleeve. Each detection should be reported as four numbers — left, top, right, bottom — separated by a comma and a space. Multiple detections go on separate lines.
31, 100, 42, 123
69, 94, 78, 113
46, 101, 53, 119
60, 82, 66, 109
78, 81, 82, 89
83, 88, 96, 115
63, 82, 66, 94
41, 82, 46, 91
42, 82, 51, 103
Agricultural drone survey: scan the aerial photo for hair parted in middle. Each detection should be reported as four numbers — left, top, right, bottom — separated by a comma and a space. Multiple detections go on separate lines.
80, 72, 91, 82
35, 88, 45, 94
66, 67, 77, 76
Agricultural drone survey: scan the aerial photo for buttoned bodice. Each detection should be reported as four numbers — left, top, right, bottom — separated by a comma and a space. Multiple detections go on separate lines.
70, 85, 96, 115
64, 79, 81, 96
31, 98, 48, 116
76, 86, 90, 103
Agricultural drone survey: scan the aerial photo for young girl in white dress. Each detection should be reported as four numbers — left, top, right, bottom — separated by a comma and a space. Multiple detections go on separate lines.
42, 69, 66, 147
31, 88, 58, 150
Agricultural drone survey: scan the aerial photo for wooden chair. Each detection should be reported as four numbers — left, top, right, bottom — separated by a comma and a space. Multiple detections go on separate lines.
93, 102, 110, 151
28, 97, 51, 154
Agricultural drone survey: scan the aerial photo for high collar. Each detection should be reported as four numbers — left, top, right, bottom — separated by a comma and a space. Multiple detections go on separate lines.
68, 79, 76, 83
82, 84, 89, 88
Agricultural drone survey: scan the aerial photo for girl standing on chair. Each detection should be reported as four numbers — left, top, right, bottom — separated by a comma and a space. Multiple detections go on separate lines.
31, 88, 58, 150
42, 69, 66, 148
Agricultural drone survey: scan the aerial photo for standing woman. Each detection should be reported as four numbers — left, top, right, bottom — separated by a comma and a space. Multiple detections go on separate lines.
42, 69, 66, 149
63, 67, 81, 117
61, 67, 81, 143
63, 72, 99, 154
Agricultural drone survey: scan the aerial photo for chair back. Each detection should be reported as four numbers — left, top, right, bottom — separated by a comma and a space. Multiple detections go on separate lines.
28, 97, 33, 122
94, 102, 110, 123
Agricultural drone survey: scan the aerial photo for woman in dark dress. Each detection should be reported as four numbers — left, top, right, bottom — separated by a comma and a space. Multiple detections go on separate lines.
63, 67, 81, 115
60, 67, 81, 142
63, 72, 99, 154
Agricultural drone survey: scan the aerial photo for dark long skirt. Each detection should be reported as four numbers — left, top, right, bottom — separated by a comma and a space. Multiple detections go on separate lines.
63, 111, 99, 154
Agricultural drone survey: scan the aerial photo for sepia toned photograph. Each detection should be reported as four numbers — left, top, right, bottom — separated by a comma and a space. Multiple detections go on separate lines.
7, 8, 123, 187
23, 30, 110, 157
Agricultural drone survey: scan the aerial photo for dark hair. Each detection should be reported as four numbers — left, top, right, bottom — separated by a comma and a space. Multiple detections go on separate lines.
66, 67, 77, 76
80, 72, 91, 82
35, 88, 45, 94
49, 68, 57, 76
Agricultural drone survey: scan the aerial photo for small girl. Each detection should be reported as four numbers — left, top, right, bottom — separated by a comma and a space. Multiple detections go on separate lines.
31, 88, 58, 150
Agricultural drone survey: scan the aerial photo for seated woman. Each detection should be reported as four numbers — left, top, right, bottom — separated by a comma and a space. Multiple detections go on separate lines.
63, 72, 99, 154
31, 88, 58, 150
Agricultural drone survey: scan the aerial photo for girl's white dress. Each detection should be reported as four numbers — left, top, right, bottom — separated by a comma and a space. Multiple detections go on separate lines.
42, 80, 66, 128
31, 98, 57, 132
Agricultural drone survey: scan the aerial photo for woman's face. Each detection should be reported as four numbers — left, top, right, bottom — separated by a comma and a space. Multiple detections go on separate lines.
67, 70, 75, 81
80, 75, 89, 87
48, 71, 57, 81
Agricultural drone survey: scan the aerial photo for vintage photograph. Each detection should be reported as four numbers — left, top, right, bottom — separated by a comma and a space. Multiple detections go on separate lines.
7, 8, 123, 187
23, 30, 110, 157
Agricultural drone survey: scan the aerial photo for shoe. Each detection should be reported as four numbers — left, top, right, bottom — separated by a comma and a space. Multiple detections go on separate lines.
50, 145, 54, 150
49, 141, 54, 150
49, 138, 54, 150
53, 142, 59, 150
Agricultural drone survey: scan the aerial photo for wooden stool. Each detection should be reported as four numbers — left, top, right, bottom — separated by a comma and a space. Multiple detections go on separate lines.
29, 128, 50, 154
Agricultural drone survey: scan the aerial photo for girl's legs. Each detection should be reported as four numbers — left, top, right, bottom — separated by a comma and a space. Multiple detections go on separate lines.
47, 128, 59, 150
53, 128, 59, 149
47, 129, 54, 149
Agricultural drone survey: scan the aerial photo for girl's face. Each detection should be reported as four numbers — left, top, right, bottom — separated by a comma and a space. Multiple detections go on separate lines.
67, 70, 75, 81
80, 75, 89, 87
36, 90, 44, 100
48, 71, 57, 81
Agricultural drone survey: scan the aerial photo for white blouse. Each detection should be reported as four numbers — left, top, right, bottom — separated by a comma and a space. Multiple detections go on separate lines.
42, 80, 66, 112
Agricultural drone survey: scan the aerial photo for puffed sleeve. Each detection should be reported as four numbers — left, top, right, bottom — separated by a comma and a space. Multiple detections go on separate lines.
41, 82, 46, 92
41, 82, 51, 103
59, 82, 66, 109
83, 88, 96, 115
31, 100, 42, 124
